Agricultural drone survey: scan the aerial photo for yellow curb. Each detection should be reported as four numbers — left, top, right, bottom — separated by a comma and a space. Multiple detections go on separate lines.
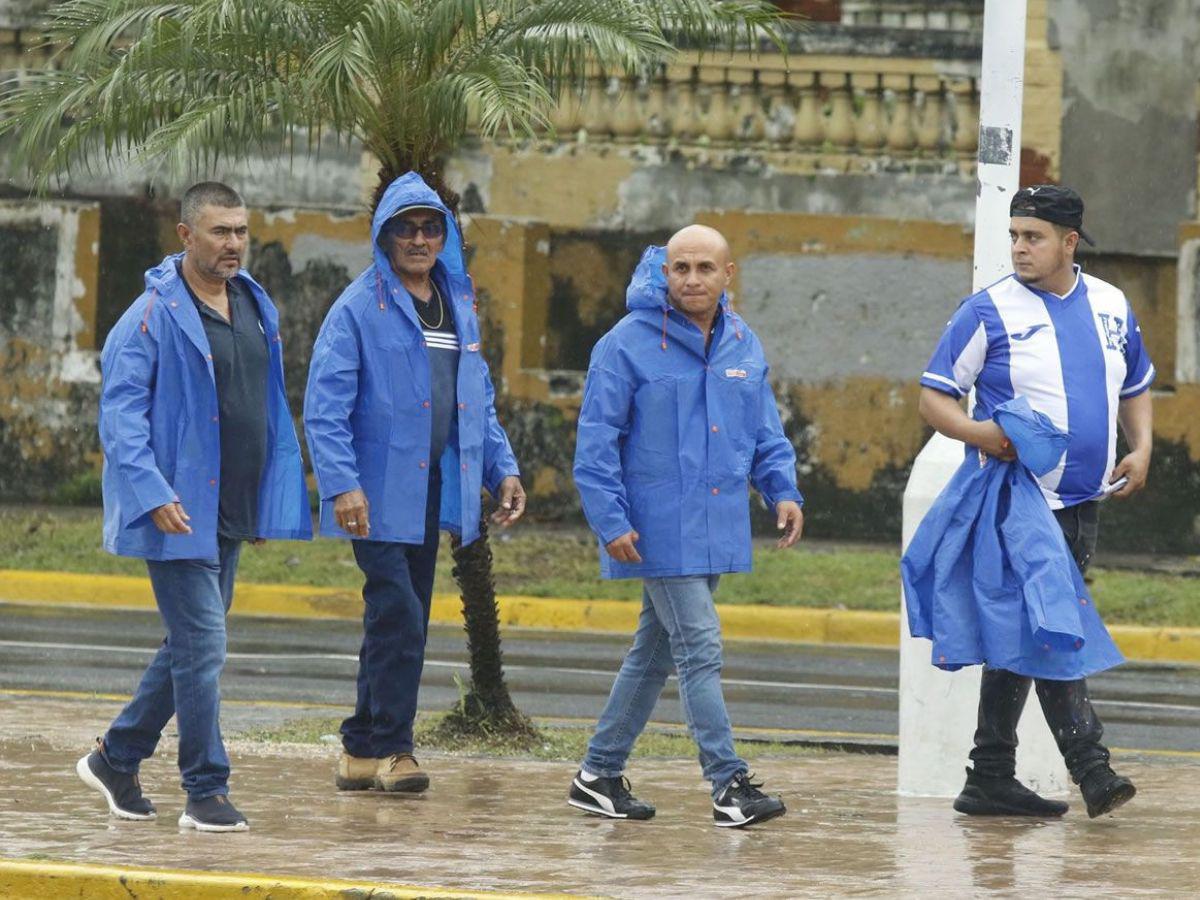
0, 859, 587, 899
3, 568, 1200, 664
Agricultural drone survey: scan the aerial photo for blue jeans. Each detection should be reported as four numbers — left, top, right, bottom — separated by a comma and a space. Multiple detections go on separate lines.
341, 475, 441, 758
583, 575, 747, 795
104, 537, 242, 800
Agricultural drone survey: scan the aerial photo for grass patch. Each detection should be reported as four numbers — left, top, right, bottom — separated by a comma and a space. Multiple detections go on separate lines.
2, 506, 1199, 626
241, 713, 822, 761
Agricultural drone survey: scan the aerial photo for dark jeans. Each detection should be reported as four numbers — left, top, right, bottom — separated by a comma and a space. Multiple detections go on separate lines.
104, 537, 242, 799
341, 473, 441, 758
969, 501, 1109, 782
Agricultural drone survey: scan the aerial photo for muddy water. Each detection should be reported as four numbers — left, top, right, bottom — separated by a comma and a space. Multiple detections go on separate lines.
1, 697, 1198, 898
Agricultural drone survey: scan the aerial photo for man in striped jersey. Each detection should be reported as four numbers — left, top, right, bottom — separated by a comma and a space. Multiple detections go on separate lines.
918, 185, 1152, 818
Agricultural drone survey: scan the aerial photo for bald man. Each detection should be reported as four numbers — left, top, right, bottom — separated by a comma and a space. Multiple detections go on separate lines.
569, 227, 804, 828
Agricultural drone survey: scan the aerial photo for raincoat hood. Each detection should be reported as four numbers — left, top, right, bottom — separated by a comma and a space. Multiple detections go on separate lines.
901, 397, 1123, 679
371, 172, 465, 286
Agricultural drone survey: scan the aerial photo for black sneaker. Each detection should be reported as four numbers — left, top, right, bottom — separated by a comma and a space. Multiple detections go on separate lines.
178, 794, 249, 832
712, 772, 786, 828
1080, 766, 1136, 819
568, 770, 655, 820
75, 739, 156, 821
953, 767, 1068, 817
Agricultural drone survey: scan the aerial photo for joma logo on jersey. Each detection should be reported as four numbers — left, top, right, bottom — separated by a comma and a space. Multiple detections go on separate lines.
1097, 313, 1127, 352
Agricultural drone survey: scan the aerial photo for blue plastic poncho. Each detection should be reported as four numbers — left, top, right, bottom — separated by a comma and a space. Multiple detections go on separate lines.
901, 396, 1124, 679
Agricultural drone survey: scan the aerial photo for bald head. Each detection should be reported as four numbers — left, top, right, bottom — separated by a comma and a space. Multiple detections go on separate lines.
666, 224, 732, 266
662, 224, 735, 328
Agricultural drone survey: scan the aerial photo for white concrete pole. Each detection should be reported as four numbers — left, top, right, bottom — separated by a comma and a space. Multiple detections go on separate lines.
897, 0, 1069, 798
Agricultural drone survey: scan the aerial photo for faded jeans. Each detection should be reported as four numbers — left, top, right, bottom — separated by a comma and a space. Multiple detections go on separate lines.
104, 537, 242, 799
583, 575, 747, 795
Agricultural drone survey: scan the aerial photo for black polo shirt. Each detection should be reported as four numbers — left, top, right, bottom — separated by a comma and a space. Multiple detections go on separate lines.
177, 262, 270, 540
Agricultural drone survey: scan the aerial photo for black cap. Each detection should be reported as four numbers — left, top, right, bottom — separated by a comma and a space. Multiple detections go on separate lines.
1010, 185, 1095, 246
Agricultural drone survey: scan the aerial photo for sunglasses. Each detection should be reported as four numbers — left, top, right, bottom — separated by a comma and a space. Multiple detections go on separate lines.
387, 218, 446, 240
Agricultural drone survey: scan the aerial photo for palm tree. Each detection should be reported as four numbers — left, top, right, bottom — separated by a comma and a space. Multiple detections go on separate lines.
1, 0, 787, 739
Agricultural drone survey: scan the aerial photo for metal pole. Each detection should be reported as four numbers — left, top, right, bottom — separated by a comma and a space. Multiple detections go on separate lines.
897, 0, 1067, 798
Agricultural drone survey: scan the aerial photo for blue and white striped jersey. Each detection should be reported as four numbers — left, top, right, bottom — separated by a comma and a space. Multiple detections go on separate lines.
921, 267, 1155, 509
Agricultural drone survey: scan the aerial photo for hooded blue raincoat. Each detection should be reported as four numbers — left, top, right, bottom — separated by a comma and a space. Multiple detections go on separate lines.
901, 397, 1124, 679
304, 173, 519, 546
574, 245, 803, 580
99, 255, 312, 561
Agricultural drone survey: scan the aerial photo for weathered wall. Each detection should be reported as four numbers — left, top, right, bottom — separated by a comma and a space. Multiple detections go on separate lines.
1052, 0, 1200, 255
0, 202, 102, 501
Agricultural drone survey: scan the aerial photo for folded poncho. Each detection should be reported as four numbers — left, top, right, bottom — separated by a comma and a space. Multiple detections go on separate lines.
901, 397, 1124, 680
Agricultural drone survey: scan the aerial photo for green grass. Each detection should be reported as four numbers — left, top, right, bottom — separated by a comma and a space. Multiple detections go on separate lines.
2, 506, 1199, 626
242, 713, 822, 761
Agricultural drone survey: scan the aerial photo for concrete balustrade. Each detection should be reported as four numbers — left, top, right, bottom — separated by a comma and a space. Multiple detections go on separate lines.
519, 60, 979, 162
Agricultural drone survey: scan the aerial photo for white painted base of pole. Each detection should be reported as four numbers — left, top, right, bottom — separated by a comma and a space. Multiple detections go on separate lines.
897, 432, 1069, 798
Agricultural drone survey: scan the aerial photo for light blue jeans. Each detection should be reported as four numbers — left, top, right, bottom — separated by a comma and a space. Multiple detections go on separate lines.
103, 537, 241, 799
583, 575, 747, 795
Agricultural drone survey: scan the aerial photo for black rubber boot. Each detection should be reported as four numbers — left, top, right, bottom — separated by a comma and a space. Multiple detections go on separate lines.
1079, 766, 1136, 818
953, 767, 1069, 817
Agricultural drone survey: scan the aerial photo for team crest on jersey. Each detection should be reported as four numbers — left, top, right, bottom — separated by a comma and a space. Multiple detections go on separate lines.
1097, 313, 1126, 352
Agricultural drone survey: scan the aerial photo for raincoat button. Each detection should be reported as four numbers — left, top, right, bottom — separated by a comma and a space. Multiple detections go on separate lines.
419, 461, 427, 469
711, 487, 719, 495
209, 479, 217, 486
422, 400, 430, 408
711, 425, 719, 433
461, 463, 468, 471
938, 655, 946, 663
211, 416, 218, 423
170, 301, 178, 308
206, 354, 213, 361
1080, 598, 1088, 605
458, 402, 466, 410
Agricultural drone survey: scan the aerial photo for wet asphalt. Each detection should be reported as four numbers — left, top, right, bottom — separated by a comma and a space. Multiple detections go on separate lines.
1, 602, 1198, 753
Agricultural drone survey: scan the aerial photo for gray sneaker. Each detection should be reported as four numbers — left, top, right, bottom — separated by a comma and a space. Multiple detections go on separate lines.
178, 794, 249, 832
76, 738, 156, 821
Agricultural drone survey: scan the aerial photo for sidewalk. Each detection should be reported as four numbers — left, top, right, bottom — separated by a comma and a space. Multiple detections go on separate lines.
2, 694, 1198, 899
3, 567, 1200, 663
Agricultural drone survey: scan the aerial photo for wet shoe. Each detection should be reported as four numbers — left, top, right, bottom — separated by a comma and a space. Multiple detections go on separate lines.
178, 794, 249, 832
1080, 766, 1136, 818
336, 752, 378, 791
375, 753, 429, 793
75, 738, 156, 821
568, 770, 655, 820
712, 772, 786, 828
952, 767, 1068, 817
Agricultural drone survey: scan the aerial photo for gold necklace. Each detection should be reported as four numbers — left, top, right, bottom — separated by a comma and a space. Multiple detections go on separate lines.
413, 282, 444, 330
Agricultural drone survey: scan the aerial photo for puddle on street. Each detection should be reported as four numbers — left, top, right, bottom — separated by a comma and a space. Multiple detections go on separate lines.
2, 697, 1198, 898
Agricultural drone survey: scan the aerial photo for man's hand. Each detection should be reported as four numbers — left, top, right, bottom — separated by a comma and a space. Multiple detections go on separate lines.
334, 488, 370, 538
970, 420, 1016, 461
606, 530, 642, 564
150, 501, 192, 535
1109, 448, 1150, 498
491, 476, 527, 527
775, 501, 804, 549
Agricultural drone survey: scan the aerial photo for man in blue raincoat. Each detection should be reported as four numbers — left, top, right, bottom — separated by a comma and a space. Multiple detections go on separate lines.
917, 185, 1152, 818
78, 182, 312, 833
569, 225, 804, 829
305, 172, 523, 795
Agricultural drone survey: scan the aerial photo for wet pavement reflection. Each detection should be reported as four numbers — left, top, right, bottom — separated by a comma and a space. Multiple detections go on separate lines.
2, 697, 1198, 898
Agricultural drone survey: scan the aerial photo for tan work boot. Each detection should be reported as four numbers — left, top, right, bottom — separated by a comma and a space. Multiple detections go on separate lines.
375, 753, 430, 793
336, 753, 378, 791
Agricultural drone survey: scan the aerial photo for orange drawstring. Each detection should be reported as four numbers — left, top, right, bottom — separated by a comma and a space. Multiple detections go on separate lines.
140, 289, 158, 333
660, 307, 668, 351
726, 295, 743, 340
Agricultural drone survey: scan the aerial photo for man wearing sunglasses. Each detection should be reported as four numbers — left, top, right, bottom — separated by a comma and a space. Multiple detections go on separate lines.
305, 172, 524, 795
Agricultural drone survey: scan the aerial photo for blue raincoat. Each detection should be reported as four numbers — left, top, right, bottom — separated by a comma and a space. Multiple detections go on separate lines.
901, 397, 1124, 679
100, 254, 312, 561
574, 245, 803, 579
304, 172, 519, 546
